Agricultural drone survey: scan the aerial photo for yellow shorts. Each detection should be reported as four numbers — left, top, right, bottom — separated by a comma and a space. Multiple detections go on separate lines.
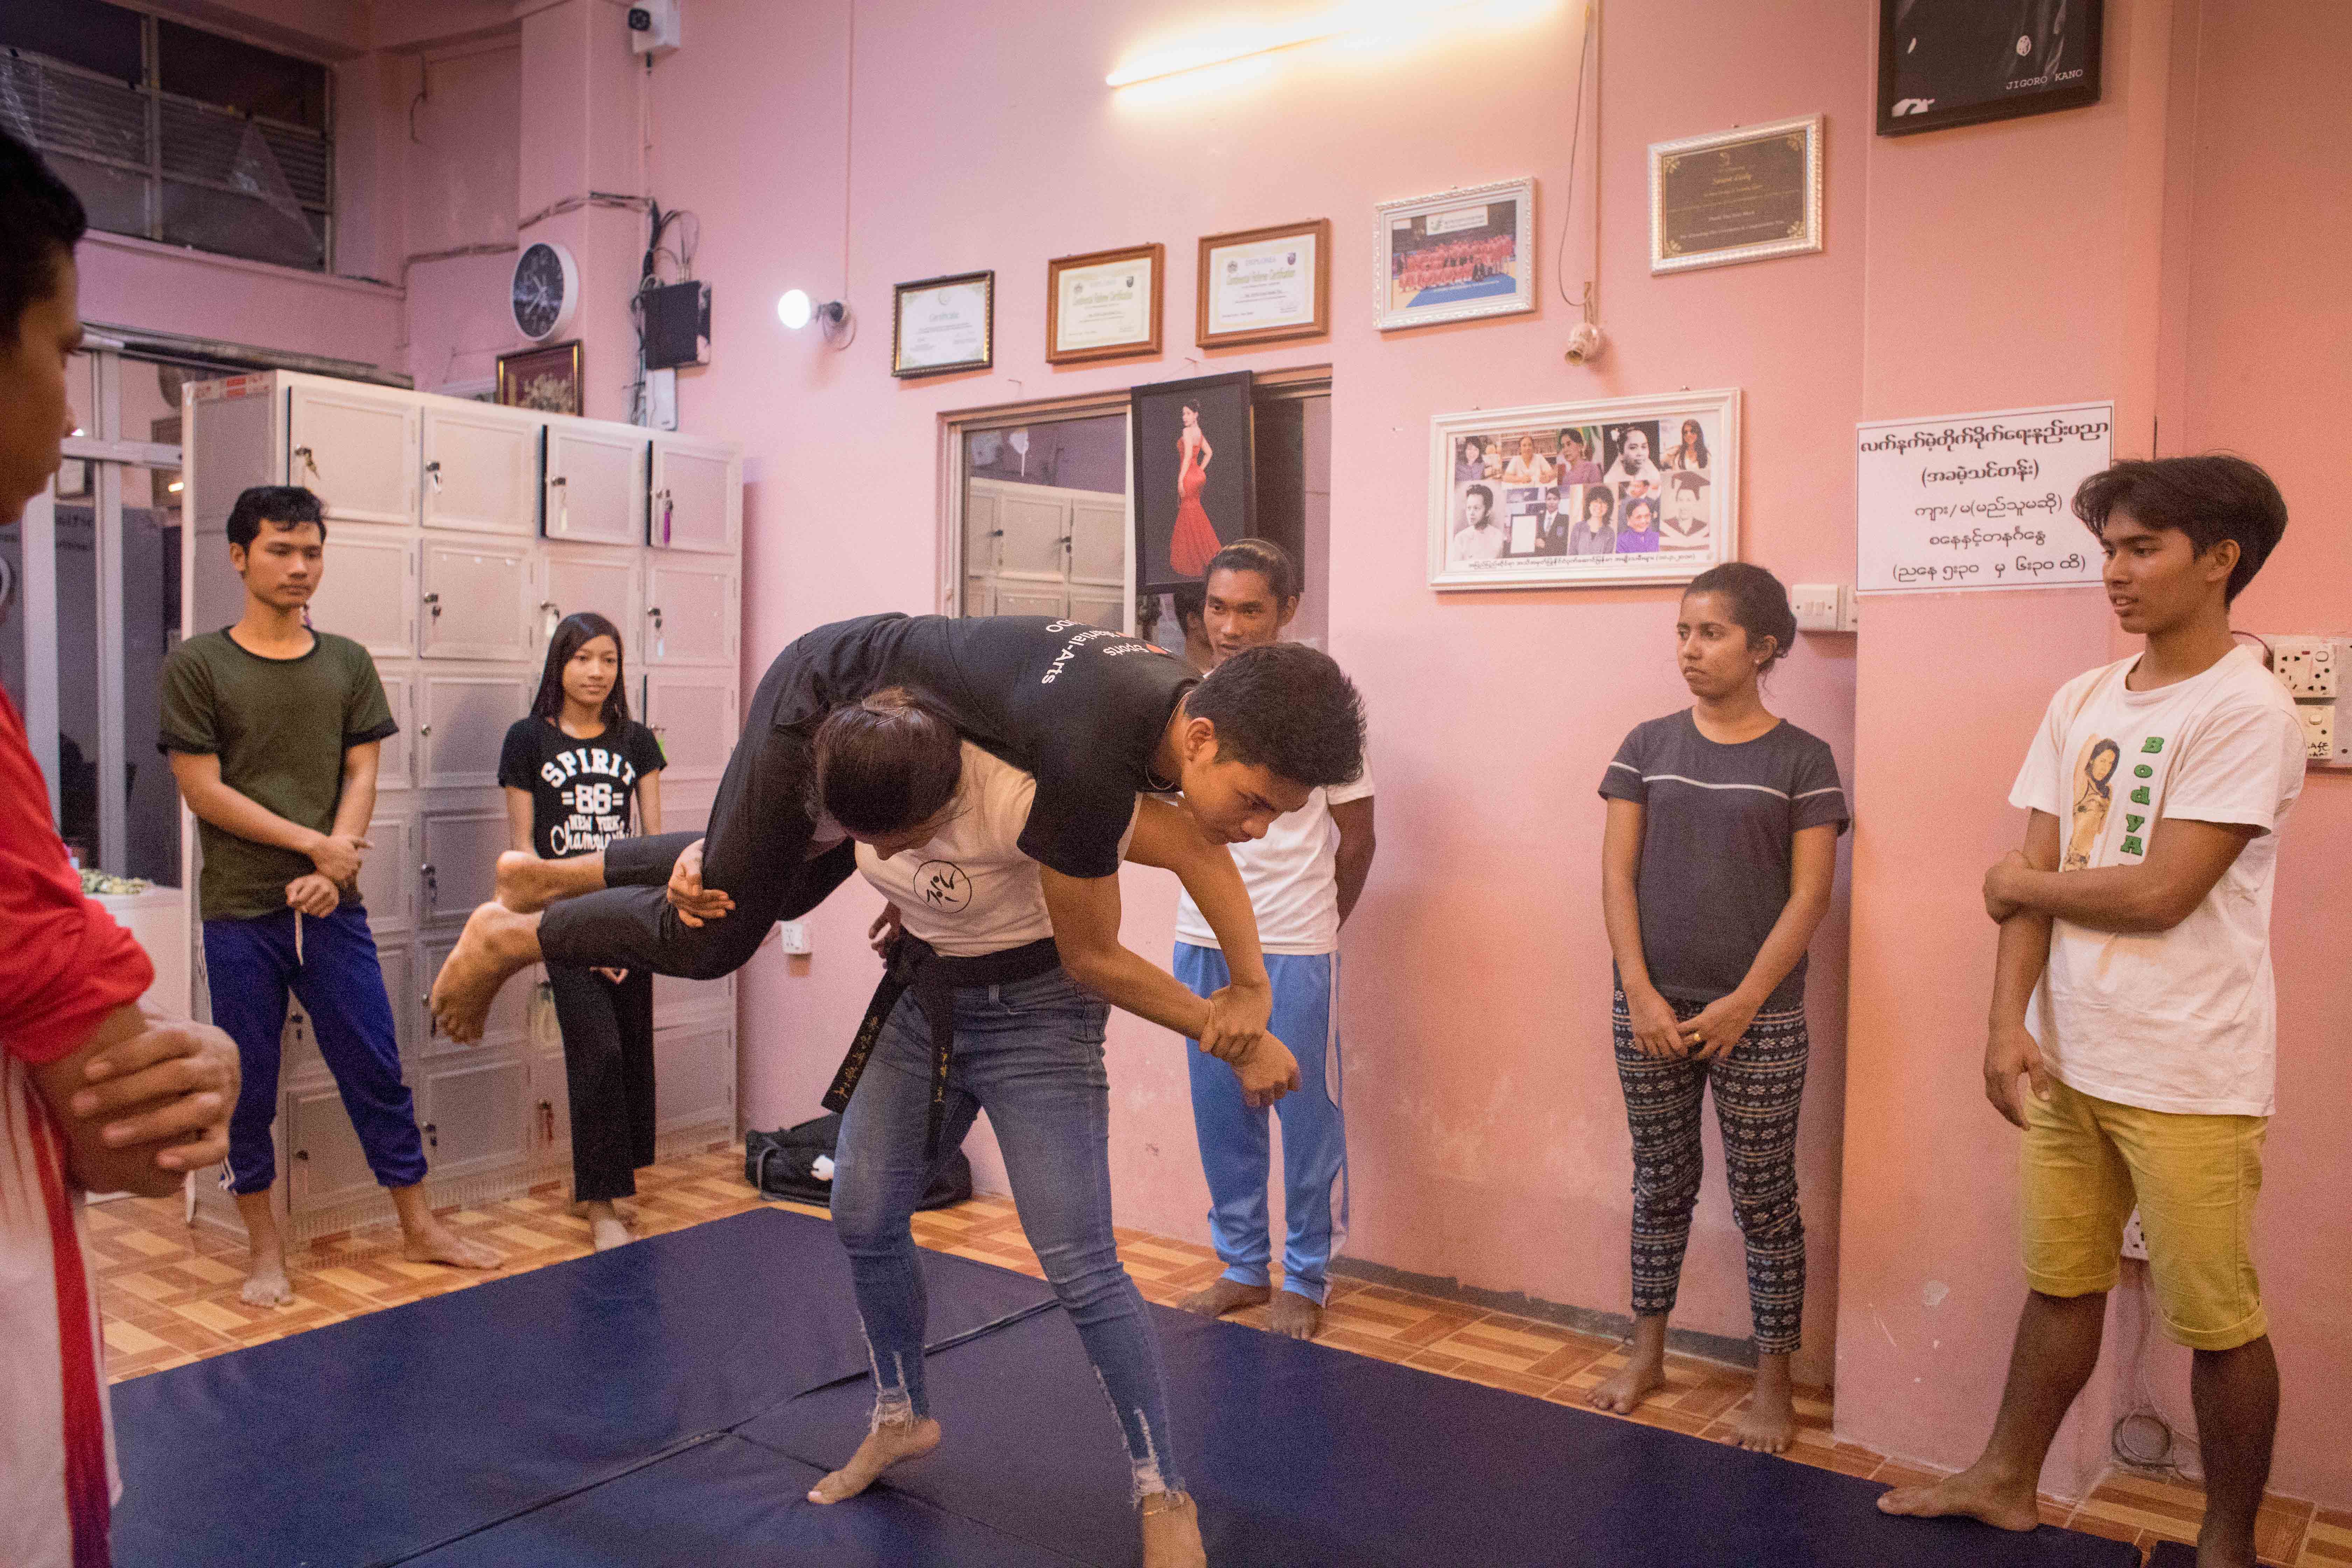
2020, 1078, 2268, 1351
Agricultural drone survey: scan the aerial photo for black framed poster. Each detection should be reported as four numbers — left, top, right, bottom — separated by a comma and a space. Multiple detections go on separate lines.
1877, 0, 2102, 136
1132, 370, 1254, 597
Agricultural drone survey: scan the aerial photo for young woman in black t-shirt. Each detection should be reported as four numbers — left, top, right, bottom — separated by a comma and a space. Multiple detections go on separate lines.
498, 613, 667, 1251
1591, 564, 1849, 1454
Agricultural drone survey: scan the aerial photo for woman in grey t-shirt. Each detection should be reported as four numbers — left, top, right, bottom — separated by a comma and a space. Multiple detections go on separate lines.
1589, 563, 1849, 1455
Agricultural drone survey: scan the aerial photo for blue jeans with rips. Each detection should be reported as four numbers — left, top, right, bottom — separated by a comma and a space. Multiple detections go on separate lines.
830, 965, 1182, 1499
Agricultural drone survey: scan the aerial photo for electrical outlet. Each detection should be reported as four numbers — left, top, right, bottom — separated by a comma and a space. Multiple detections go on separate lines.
2297, 702, 2336, 761
1791, 583, 1850, 634
775, 921, 811, 956
2272, 636, 2338, 699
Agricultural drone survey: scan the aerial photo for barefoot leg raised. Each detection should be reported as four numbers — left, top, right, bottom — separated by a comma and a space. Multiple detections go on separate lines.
495, 849, 606, 914
428, 901, 545, 1043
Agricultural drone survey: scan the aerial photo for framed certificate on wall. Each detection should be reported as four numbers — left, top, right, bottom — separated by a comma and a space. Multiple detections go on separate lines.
1649, 115, 1823, 274
1197, 219, 1329, 349
1046, 243, 1164, 364
892, 271, 993, 377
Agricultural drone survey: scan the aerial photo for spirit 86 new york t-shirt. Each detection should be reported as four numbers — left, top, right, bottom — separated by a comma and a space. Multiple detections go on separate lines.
499, 717, 667, 860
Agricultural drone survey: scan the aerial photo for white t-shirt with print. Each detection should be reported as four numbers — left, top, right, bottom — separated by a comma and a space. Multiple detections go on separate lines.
2009, 646, 2305, 1116
857, 742, 1133, 957
1174, 761, 1374, 957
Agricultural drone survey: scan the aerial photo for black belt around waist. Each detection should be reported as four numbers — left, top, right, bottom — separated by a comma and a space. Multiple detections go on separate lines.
822, 934, 1064, 1157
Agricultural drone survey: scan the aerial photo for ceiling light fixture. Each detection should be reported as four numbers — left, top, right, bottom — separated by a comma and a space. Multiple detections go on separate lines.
776, 288, 854, 348
1106, 0, 1550, 89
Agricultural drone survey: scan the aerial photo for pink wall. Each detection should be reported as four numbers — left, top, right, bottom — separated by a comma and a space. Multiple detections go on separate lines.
76, 231, 403, 370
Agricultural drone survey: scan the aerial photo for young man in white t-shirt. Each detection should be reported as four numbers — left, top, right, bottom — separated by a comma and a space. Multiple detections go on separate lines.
1173, 542, 1375, 1341
1881, 457, 2302, 1568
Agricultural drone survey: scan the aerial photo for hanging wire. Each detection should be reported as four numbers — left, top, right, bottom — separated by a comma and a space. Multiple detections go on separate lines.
1555, 0, 1598, 318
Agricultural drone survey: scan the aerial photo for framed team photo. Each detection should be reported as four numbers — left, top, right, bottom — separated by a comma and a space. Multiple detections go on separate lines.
1375, 177, 1535, 332
1876, 0, 2104, 136
1429, 390, 1740, 592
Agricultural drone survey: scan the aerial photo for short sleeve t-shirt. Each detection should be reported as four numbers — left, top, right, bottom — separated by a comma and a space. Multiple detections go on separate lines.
855, 743, 1138, 957
2009, 648, 2305, 1116
757, 615, 1196, 882
498, 718, 666, 860
1598, 712, 1849, 1011
1174, 757, 1376, 957
157, 629, 399, 921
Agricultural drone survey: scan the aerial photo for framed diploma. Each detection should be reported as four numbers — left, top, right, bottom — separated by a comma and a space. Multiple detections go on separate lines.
1196, 219, 1329, 349
1649, 115, 1823, 275
891, 271, 994, 378
1374, 177, 1535, 331
1046, 243, 1164, 365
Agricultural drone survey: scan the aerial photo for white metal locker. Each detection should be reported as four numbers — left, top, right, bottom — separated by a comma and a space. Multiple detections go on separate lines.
1070, 494, 1126, 585
995, 587, 1065, 619
289, 383, 418, 525
419, 938, 534, 1052
303, 523, 415, 660
545, 423, 647, 545
652, 1021, 734, 1135
642, 672, 738, 782
650, 437, 740, 553
642, 562, 737, 666
354, 813, 416, 934
420, 535, 536, 662
417, 671, 534, 790
286, 1082, 383, 1211
419, 1056, 531, 1180
376, 672, 413, 790
422, 404, 540, 536
540, 545, 638, 634
419, 807, 510, 926
528, 1051, 571, 1162
996, 490, 1067, 578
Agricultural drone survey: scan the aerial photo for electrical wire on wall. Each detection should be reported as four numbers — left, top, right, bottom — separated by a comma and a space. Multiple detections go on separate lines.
626, 201, 699, 424
1554, 0, 1603, 363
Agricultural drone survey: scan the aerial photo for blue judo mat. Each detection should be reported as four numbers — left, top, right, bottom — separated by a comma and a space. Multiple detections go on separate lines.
112, 1207, 2137, 1567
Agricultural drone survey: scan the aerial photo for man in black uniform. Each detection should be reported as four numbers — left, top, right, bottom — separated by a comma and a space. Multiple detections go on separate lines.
430, 614, 1364, 1097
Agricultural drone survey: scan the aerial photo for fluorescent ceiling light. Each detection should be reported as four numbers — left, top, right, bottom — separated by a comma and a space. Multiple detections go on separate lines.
1106, 0, 1524, 88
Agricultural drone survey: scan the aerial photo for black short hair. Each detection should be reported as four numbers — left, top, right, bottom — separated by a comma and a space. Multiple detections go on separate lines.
1171, 582, 1205, 632
1465, 483, 1493, 511
0, 130, 86, 350
1684, 561, 1798, 673
813, 686, 963, 835
1186, 642, 1363, 789
2072, 456, 2287, 603
1204, 538, 1300, 604
226, 486, 328, 549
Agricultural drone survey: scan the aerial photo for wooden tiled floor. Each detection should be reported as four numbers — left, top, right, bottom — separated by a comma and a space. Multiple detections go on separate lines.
91, 1146, 2341, 1566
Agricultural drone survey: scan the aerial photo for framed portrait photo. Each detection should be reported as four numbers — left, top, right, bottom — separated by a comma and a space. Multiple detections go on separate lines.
1132, 370, 1254, 597
892, 270, 993, 378
1375, 177, 1535, 332
495, 340, 582, 416
1428, 389, 1740, 592
1197, 218, 1329, 349
1650, 115, 1823, 274
1046, 243, 1164, 365
1877, 0, 2103, 136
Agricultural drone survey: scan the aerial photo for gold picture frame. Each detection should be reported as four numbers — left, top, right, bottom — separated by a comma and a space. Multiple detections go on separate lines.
1196, 219, 1330, 350
495, 340, 583, 416
1045, 243, 1164, 365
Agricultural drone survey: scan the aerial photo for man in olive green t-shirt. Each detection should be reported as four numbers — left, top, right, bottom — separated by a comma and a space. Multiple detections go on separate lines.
160, 484, 497, 1306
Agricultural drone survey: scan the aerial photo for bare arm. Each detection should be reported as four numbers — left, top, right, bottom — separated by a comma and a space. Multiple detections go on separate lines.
1985, 816, 2257, 933
637, 769, 663, 835
168, 751, 369, 884
1682, 824, 1838, 1060
334, 740, 379, 842
1984, 810, 2061, 1129
505, 786, 536, 855
1330, 796, 1376, 927
27, 1005, 239, 1197
1601, 798, 1682, 1057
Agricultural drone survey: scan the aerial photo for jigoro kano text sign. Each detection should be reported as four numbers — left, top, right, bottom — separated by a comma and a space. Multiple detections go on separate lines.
1855, 402, 2114, 593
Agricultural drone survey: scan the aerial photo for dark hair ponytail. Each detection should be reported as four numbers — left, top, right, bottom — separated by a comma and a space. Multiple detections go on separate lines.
1683, 562, 1798, 674
533, 612, 631, 729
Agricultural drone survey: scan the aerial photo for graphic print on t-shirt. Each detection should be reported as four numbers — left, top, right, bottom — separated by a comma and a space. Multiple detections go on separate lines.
910, 860, 972, 913
539, 746, 641, 856
2064, 736, 2121, 870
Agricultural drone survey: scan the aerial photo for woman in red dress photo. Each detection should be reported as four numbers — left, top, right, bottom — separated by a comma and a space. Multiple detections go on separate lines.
1168, 399, 1222, 576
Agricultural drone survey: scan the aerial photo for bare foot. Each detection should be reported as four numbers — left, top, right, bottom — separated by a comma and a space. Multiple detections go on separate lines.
401, 1216, 502, 1271
495, 850, 597, 914
1268, 1290, 1322, 1340
1588, 1352, 1668, 1415
428, 901, 540, 1043
239, 1257, 294, 1307
1178, 1277, 1270, 1318
1875, 1463, 2040, 1532
807, 1415, 942, 1503
1734, 1369, 1798, 1454
584, 1200, 631, 1252
1139, 1489, 1208, 1568
2194, 1521, 2260, 1568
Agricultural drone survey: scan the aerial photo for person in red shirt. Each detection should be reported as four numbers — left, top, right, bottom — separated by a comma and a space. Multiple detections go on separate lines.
0, 127, 240, 1568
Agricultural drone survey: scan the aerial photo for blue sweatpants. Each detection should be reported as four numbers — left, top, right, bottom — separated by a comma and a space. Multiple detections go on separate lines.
203, 904, 428, 1196
1173, 944, 1348, 1305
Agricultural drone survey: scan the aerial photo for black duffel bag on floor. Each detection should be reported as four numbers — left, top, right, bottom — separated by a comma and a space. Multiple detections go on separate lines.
744, 1112, 973, 1211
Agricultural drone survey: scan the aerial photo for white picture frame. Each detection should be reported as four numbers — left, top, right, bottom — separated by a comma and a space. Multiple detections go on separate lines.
1374, 177, 1536, 332
1428, 390, 1742, 592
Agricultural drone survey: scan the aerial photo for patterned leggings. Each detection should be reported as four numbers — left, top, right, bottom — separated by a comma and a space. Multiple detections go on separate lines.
1612, 992, 1809, 1353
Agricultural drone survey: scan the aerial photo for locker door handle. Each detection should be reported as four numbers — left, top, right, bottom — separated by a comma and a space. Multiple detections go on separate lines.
293, 445, 318, 478
425, 460, 443, 490
421, 863, 436, 910
424, 1122, 438, 1149
293, 1148, 309, 1162
423, 591, 442, 620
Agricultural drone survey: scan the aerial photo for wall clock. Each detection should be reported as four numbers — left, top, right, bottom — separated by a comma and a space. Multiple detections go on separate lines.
511, 240, 580, 342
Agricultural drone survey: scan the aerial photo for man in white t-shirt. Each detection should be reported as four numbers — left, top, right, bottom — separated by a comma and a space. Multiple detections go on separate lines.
1881, 456, 2302, 1568
1173, 542, 1374, 1340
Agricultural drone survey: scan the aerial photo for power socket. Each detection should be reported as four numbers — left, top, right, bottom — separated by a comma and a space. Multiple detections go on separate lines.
2297, 702, 2336, 762
2272, 636, 2338, 699
1791, 583, 1857, 634
775, 921, 811, 956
